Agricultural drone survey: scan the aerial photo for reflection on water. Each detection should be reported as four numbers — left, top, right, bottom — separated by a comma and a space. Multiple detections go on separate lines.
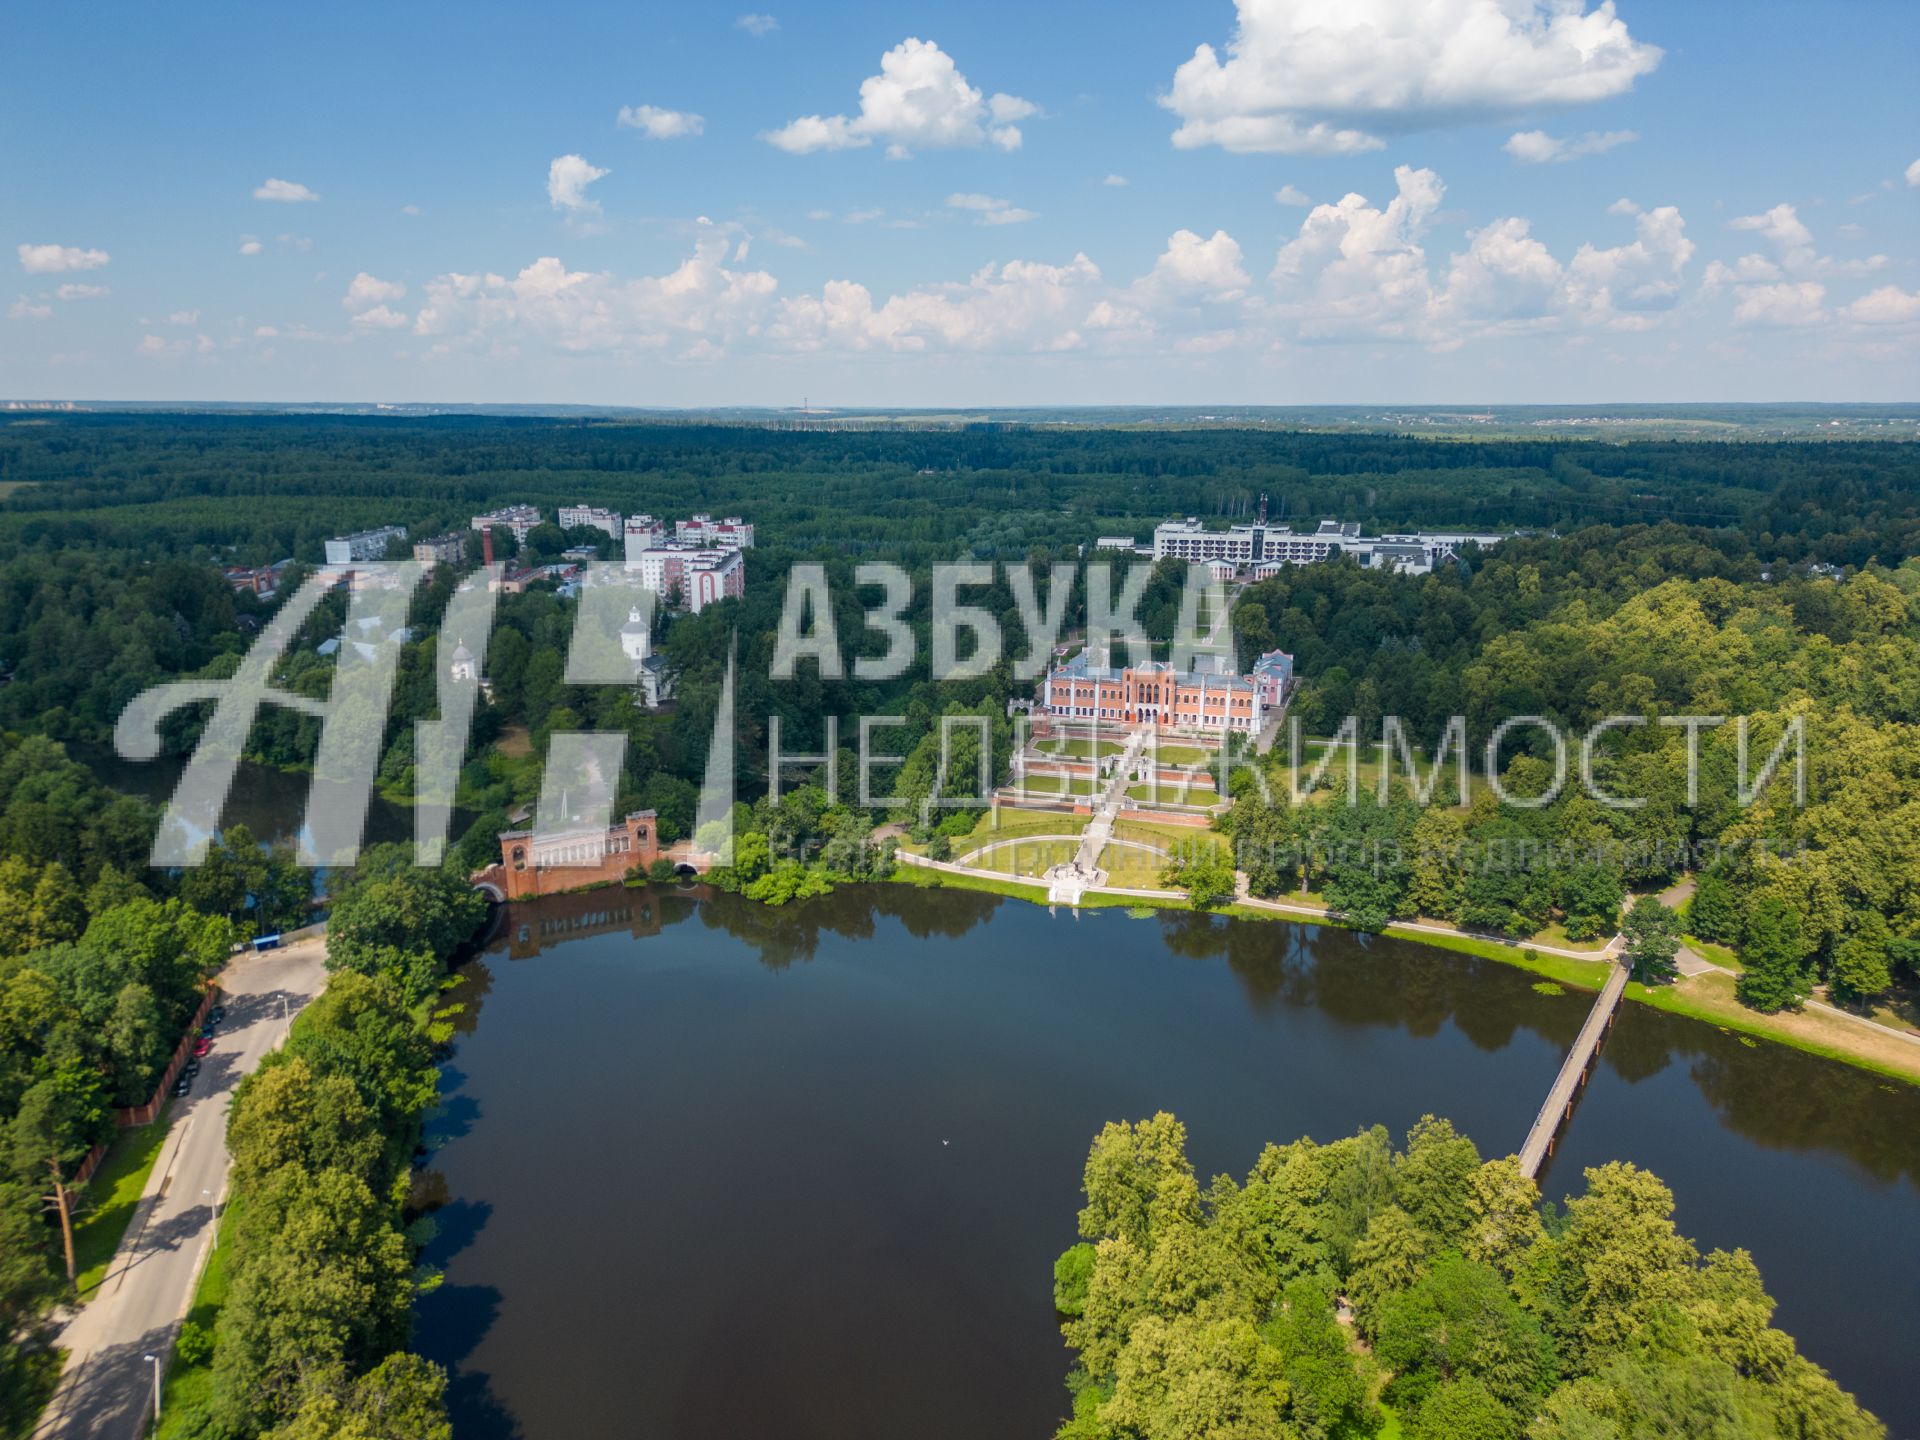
77, 744, 467, 862
414, 885, 1920, 1440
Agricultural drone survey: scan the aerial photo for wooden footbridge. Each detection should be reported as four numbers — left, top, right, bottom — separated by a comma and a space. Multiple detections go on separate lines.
1517, 956, 1632, 1179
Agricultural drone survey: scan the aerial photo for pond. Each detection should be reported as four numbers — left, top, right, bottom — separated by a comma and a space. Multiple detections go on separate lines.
413, 884, 1920, 1440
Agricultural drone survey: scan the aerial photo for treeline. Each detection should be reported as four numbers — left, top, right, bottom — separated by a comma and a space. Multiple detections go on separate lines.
1217, 555, 1920, 1012
0, 733, 220, 1297
1053, 1113, 1881, 1439
184, 972, 448, 1439
1238, 527, 1920, 742
0, 735, 236, 1421
0, 723, 480, 1437
4, 417, 1917, 566
166, 844, 482, 1439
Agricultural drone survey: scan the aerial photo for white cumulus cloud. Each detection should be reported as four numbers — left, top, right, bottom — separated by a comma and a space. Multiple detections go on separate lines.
734, 12, 778, 36
18, 243, 109, 274
238, 236, 263, 256
1563, 201, 1695, 327
350, 305, 410, 330
1729, 203, 1817, 270
167, 310, 200, 325
1102, 174, 1129, 187
1273, 184, 1312, 207
1133, 229, 1250, 305
1505, 129, 1639, 164
1718, 203, 1884, 283
773, 255, 1097, 352
413, 234, 779, 357
763, 38, 1038, 156
1907, 158, 1920, 187
1732, 281, 1827, 328
1844, 286, 1920, 325
56, 283, 109, 301
946, 193, 1037, 225
8, 297, 53, 320
344, 272, 406, 310
617, 105, 705, 139
1272, 165, 1446, 336
548, 155, 609, 213
1162, 0, 1661, 154
253, 178, 319, 203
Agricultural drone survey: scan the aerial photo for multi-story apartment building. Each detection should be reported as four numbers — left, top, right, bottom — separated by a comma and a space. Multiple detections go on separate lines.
676, 514, 754, 549
1040, 647, 1294, 735
323, 526, 408, 566
682, 547, 744, 612
628, 543, 745, 613
411, 533, 466, 567
558, 504, 622, 538
623, 514, 668, 560
470, 504, 542, 544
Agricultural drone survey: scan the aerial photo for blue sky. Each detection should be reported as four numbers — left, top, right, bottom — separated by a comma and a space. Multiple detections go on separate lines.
4, 0, 1917, 405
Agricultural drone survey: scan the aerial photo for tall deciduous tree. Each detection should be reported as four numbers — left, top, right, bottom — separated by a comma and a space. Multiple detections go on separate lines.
1622, 895, 1683, 984
1737, 898, 1813, 1013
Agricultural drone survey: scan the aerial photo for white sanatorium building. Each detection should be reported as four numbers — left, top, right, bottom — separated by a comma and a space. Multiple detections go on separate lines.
1151, 518, 1511, 576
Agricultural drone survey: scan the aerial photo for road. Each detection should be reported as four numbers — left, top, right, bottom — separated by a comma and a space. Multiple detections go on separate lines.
33, 938, 329, 1440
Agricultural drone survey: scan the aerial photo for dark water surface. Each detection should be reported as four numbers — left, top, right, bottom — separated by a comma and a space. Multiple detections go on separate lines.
79, 745, 444, 855
413, 885, 1920, 1440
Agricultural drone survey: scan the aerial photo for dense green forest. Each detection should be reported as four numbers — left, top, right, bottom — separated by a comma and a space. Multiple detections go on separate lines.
3, 416, 1918, 565
0, 416, 1915, 1013
1053, 1112, 1881, 1439
0, 733, 473, 1437
0, 415, 1916, 1436
1210, 538, 1920, 1011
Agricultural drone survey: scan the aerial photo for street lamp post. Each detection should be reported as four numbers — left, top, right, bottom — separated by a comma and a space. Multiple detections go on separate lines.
202, 1187, 221, 1251
143, 1353, 162, 1421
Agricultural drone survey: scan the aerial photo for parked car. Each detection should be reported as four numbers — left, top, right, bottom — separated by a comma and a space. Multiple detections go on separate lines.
173, 1074, 192, 1097
193, 1037, 213, 1057
183, 1059, 201, 1078
209, 1005, 226, 1024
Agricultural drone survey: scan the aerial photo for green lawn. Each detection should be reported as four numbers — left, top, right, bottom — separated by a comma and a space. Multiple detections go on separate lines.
893, 864, 1051, 905
1125, 780, 1217, 806
154, 1201, 233, 1438
1030, 737, 1125, 760
971, 838, 1080, 878
72, 1103, 174, 1299
1684, 933, 1742, 970
1009, 773, 1101, 797
899, 808, 1087, 855
1113, 818, 1224, 850
1531, 921, 1617, 955
1147, 743, 1215, 768
1102, 843, 1175, 890
961, 809, 1090, 846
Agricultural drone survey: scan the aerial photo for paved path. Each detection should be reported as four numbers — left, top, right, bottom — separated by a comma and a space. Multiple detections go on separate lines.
901, 851, 1626, 965
33, 939, 329, 1440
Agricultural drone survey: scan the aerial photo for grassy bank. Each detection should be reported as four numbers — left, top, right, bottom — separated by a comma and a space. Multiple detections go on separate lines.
893, 864, 1052, 905
72, 1102, 174, 1299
